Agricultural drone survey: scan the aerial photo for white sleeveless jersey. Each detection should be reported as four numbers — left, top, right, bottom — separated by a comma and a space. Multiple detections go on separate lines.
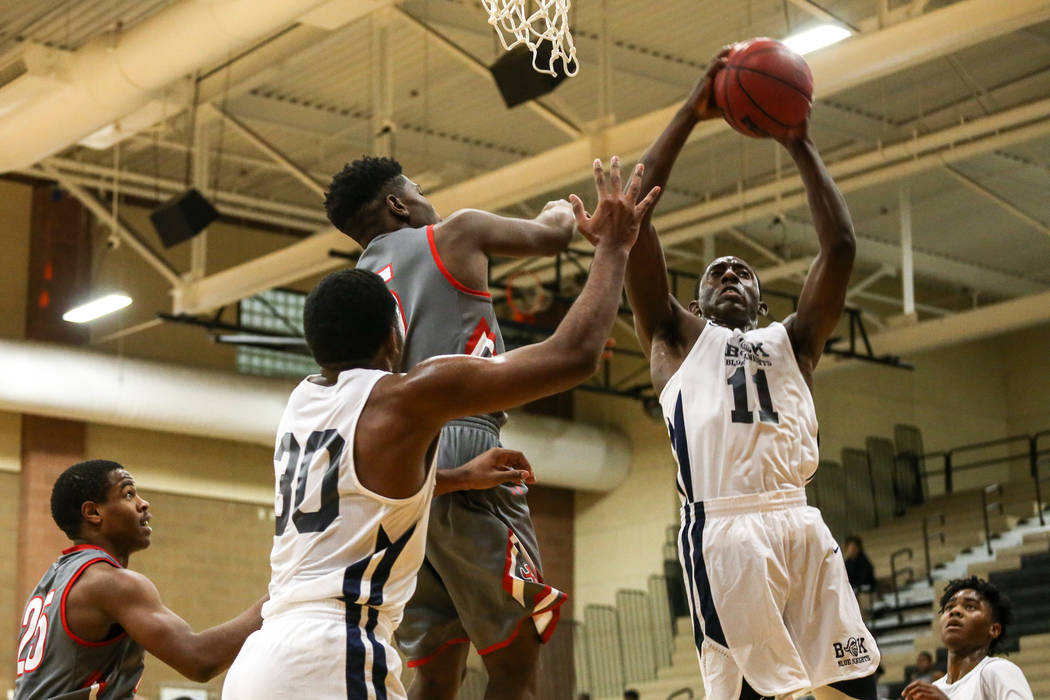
264, 369, 435, 624
659, 321, 819, 502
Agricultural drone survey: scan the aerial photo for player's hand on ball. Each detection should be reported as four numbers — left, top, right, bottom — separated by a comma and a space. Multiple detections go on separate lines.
687, 47, 732, 121
459, 448, 535, 490
901, 680, 949, 700
569, 156, 661, 251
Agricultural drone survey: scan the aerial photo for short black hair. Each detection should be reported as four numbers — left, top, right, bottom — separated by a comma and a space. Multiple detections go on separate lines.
623, 692, 640, 700
693, 259, 762, 301
51, 460, 124, 539
939, 576, 1012, 654
917, 650, 933, 662
304, 268, 396, 366
325, 157, 404, 240
845, 535, 863, 548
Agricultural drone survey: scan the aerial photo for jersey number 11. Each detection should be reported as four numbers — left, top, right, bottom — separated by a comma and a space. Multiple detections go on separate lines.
727, 367, 779, 424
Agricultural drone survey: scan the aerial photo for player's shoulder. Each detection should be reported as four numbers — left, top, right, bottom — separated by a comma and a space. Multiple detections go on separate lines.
981, 655, 1030, 682
71, 561, 155, 607
434, 208, 491, 237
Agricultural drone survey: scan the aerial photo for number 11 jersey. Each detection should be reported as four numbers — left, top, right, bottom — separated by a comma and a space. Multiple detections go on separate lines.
659, 320, 819, 503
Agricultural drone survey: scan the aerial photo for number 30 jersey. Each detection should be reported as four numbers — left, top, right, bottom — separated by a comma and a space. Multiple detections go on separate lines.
659, 321, 819, 503
264, 368, 436, 623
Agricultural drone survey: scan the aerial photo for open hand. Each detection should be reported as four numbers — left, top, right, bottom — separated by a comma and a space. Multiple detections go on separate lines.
687, 47, 733, 121
456, 448, 535, 491
901, 681, 949, 700
568, 156, 660, 252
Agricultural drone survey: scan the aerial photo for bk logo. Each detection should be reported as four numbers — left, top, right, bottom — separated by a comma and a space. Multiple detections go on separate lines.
833, 636, 867, 658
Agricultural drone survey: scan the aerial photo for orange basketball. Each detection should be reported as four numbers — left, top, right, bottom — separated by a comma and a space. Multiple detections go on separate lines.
714, 38, 813, 139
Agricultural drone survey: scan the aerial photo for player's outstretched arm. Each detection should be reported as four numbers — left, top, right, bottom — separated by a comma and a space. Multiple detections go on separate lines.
780, 128, 856, 378
398, 158, 659, 424
626, 53, 726, 355
434, 448, 535, 496
84, 565, 265, 682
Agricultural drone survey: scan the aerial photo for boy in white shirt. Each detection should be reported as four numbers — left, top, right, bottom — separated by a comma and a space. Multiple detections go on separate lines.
903, 576, 1033, 700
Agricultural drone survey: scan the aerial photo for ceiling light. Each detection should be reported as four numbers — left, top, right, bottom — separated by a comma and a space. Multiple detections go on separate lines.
782, 25, 852, 56
62, 294, 132, 323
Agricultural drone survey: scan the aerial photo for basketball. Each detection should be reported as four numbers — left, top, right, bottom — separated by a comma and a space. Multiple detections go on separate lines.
714, 38, 814, 139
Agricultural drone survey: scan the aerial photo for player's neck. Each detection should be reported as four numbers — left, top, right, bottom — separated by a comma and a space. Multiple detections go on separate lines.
71, 537, 130, 567
945, 646, 988, 683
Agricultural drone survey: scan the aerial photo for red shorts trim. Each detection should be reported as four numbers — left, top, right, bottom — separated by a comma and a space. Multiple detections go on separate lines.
406, 636, 470, 668
426, 225, 491, 299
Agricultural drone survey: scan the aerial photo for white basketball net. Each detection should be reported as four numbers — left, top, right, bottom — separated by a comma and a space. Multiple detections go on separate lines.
482, 0, 578, 77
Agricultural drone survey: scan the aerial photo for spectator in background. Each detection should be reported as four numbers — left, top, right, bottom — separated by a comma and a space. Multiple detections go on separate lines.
906, 651, 944, 684
843, 534, 877, 592
623, 690, 640, 700
903, 576, 1033, 699
576, 694, 592, 700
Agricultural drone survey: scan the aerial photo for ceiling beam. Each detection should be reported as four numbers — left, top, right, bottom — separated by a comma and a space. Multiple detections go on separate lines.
422, 0, 1050, 216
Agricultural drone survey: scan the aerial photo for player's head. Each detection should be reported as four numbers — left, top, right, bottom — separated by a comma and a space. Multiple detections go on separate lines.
304, 268, 401, 371
690, 256, 766, 330
938, 576, 1012, 655
325, 156, 439, 243
51, 459, 151, 553
844, 534, 863, 558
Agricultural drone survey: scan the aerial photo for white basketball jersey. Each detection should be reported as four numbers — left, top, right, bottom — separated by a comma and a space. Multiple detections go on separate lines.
264, 369, 435, 624
659, 321, 819, 502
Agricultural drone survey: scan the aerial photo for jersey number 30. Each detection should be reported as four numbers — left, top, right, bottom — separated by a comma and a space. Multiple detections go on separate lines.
727, 367, 779, 424
274, 429, 346, 536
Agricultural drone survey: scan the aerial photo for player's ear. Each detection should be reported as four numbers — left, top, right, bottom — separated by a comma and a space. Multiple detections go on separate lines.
81, 500, 103, 527
688, 299, 701, 314
758, 300, 768, 317
989, 621, 1002, 641
386, 193, 409, 220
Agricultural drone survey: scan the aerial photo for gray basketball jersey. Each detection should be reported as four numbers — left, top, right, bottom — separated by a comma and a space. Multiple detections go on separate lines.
15, 545, 144, 700
357, 224, 507, 428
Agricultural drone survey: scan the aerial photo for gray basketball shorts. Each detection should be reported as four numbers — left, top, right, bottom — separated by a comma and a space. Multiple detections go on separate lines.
396, 418, 567, 667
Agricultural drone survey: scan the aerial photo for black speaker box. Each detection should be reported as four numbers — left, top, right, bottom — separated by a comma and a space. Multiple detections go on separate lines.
150, 188, 219, 248
489, 43, 574, 108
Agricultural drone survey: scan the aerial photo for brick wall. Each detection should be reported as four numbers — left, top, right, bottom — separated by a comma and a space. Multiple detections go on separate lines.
131, 491, 274, 698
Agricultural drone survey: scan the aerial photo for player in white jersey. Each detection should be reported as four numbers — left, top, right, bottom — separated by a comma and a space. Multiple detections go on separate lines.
903, 576, 1032, 700
222, 157, 661, 700
624, 55, 879, 699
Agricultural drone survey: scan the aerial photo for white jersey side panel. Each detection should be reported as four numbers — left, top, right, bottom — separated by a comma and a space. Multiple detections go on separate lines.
659, 321, 819, 502
265, 369, 435, 624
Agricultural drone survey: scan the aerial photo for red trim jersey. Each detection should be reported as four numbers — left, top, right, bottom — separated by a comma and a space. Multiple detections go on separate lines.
357, 224, 507, 429
14, 545, 144, 700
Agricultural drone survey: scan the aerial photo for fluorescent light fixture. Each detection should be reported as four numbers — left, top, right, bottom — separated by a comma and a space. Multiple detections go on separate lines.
63, 294, 132, 323
782, 24, 852, 55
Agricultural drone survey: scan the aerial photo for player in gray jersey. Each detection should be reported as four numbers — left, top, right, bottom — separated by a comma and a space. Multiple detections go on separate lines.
15, 459, 266, 700
328, 156, 576, 699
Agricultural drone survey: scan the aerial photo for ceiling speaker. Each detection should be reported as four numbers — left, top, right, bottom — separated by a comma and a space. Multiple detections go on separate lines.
150, 188, 219, 248
489, 43, 574, 109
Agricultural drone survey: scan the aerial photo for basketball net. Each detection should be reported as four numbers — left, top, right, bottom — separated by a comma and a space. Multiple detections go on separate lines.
482, 0, 578, 77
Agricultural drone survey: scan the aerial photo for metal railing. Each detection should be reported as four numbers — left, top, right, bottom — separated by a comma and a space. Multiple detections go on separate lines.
921, 513, 945, 585
889, 547, 915, 623
916, 434, 1033, 495
1033, 430, 1050, 526
981, 483, 1004, 556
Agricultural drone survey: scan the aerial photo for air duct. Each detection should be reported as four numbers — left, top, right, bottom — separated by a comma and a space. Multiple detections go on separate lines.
0, 0, 390, 172
0, 340, 630, 492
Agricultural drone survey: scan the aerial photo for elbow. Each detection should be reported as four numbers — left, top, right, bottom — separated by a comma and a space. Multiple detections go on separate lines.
539, 225, 573, 255
830, 228, 856, 261
563, 346, 602, 383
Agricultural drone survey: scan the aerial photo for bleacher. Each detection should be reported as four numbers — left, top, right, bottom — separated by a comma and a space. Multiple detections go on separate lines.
570, 424, 1050, 700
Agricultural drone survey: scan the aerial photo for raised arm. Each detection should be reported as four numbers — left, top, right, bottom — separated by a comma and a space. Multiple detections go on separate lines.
81, 565, 264, 682
626, 55, 727, 355
430, 201, 575, 291
409, 160, 657, 419
781, 130, 856, 379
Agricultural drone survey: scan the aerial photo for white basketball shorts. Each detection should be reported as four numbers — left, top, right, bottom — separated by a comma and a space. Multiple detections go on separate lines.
677, 487, 880, 699
222, 600, 406, 700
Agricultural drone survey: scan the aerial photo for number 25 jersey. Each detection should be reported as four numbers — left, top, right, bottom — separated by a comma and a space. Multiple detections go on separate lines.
659, 321, 819, 503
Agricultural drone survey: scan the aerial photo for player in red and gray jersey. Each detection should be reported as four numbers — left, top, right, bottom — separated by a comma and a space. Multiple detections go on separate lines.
330, 156, 574, 700
16, 545, 144, 700
15, 459, 265, 700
